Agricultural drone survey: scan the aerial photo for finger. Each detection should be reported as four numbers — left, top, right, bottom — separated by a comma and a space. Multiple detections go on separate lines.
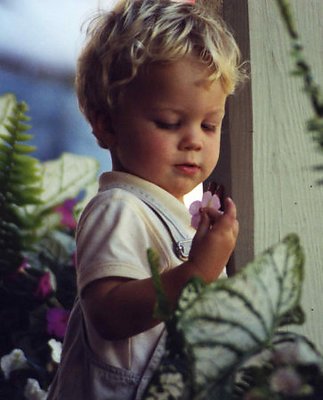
201, 206, 223, 223
194, 210, 210, 239
223, 197, 237, 219
233, 219, 239, 239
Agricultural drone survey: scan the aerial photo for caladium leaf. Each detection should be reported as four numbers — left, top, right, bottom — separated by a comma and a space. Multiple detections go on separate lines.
73, 180, 98, 219
233, 330, 323, 399
177, 234, 304, 398
145, 234, 304, 400
143, 347, 191, 400
30, 152, 99, 214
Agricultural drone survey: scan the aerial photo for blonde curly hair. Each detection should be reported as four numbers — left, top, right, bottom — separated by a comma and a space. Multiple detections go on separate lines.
76, 0, 246, 143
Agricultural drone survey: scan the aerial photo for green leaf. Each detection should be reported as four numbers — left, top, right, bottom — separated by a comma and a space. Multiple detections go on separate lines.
0, 93, 15, 129
38, 230, 76, 266
175, 234, 304, 398
5, 187, 42, 206
0, 93, 42, 273
73, 180, 98, 219
32, 152, 99, 214
176, 277, 206, 316
148, 248, 172, 321
13, 143, 37, 154
0, 142, 12, 154
145, 234, 304, 399
0, 131, 33, 142
143, 360, 190, 400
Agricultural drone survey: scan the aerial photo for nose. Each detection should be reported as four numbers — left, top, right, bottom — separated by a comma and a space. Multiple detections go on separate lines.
179, 127, 203, 151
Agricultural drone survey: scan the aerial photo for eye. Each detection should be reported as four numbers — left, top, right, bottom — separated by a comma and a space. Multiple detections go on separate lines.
155, 121, 180, 130
201, 122, 217, 132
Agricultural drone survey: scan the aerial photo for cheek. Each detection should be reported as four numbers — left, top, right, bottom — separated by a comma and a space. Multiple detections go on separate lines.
206, 135, 221, 163
118, 134, 169, 169
140, 134, 173, 157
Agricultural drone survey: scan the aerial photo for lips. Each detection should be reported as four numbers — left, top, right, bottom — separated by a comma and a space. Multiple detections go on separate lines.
175, 163, 200, 175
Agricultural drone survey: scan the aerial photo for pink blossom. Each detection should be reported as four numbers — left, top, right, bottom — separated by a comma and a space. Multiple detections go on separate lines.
19, 259, 31, 272
46, 308, 70, 339
34, 272, 52, 299
55, 198, 77, 229
172, 0, 195, 3
7, 258, 31, 282
270, 367, 303, 395
189, 191, 221, 229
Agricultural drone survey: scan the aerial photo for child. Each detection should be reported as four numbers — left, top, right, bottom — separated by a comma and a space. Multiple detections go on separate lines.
48, 0, 245, 398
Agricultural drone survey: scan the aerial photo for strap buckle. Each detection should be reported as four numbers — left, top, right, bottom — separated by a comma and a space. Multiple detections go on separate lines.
175, 239, 192, 261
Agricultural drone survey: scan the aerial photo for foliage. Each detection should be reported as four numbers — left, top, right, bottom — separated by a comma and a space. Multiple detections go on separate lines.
0, 93, 99, 399
0, 94, 43, 273
1, 84, 322, 399
144, 236, 323, 399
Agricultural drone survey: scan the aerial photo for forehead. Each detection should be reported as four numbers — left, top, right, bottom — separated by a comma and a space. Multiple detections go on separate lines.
124, 56, 225, 105
141, 57, 213, 89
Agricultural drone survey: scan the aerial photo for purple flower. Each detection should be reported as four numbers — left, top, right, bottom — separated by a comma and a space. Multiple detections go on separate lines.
46, 308, 70, 339
34, 272, 52, 299
189, 191, 221, 229
55, 198, 77, 229
19, 258, 31, 272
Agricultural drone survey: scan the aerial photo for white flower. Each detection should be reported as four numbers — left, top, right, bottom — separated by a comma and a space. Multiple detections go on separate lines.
24, 378, 48, 400
0, 348, 28, 379
48, 338, 62, 363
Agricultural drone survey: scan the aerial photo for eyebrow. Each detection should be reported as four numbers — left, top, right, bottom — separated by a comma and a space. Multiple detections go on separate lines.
151, 107, 225, 117
204, 110, 225, 119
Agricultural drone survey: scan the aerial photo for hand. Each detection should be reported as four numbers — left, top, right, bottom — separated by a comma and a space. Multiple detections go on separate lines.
188, 197, 239, 283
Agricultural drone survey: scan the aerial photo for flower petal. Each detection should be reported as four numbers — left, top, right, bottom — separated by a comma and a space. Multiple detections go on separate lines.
47, 308, 70, 339
191, 214, 201, 230
201, 191, 213, 207
0, 349, 28, 380
209, 193, 221, 210
189, 200, 202, 215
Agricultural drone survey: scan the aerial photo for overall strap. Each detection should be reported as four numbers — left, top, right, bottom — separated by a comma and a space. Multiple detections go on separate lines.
103, 182, 192, 261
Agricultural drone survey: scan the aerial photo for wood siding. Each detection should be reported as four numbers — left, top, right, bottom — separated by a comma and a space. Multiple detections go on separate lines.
221, 0, 323, 349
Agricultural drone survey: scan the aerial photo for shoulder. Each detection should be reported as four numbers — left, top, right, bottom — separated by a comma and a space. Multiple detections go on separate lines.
76, 188, 168, 252
78, 188, 154, 228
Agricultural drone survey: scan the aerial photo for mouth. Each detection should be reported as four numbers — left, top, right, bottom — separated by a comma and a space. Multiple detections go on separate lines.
175, 163, 201, 175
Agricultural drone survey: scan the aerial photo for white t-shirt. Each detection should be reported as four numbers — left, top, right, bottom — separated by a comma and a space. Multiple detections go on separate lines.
76, 171, 195, 374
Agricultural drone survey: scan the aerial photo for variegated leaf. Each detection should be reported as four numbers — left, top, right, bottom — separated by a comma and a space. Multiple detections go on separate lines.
30, 152, 99, 214
176, 234, 304, 398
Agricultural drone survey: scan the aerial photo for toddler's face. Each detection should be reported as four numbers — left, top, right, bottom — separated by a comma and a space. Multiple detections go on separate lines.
110, 55, 227, 202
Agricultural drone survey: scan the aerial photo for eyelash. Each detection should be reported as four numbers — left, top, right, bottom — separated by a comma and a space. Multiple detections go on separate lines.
155, 121, 179, 130
202, 123, 217, 132
155, 121, 217, 132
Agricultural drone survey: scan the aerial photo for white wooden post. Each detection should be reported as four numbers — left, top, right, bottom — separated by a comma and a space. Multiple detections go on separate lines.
222, 0, 323, 349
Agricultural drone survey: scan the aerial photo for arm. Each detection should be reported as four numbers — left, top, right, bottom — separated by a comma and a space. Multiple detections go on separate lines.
82, 197, 239, 340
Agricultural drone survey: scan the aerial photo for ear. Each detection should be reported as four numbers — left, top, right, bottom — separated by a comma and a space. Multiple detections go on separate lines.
91, 114, 117, 150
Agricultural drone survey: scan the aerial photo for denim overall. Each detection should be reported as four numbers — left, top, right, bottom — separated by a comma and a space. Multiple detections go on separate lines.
48, 182, 193, 400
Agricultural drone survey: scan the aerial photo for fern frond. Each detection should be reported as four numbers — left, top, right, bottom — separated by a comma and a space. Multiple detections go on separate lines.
0, 94, 43, 275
